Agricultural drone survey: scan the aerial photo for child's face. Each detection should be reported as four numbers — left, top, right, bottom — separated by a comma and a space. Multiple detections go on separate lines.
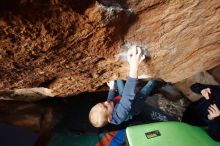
102, 101, 114, 115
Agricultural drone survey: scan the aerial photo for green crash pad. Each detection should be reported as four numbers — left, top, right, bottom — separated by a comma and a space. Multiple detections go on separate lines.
126, 122, 220, 146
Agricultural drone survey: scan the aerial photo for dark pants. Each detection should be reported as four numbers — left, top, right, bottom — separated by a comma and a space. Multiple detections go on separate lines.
137, 104, 178, 123
182, 98, 209, 126
132, 80, 162, 116
116, 80, 177, 122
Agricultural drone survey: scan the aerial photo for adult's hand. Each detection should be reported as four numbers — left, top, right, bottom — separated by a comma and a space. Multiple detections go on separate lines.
208, 104, 220, 120
201, 88, 211, 100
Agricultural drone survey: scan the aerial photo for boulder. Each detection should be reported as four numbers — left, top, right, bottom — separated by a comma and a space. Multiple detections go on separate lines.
0, 0, 219, 97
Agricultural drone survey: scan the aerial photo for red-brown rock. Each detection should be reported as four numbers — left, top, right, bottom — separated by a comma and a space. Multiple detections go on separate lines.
0, 0, 219, 97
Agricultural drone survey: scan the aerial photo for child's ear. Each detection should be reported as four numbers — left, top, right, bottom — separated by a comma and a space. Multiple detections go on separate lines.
107, 114, 112, 122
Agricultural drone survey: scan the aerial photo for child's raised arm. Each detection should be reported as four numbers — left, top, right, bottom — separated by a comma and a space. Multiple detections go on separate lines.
110, 46, 145, 124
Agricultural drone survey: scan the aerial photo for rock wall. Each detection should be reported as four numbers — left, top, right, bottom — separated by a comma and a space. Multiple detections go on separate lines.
125, 0, 220, 82
0, 0, 220, 97
175, 71, 219, 101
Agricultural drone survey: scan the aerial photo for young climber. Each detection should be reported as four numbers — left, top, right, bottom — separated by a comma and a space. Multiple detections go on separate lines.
89, 45, 166, 128
182, 83, 220, 141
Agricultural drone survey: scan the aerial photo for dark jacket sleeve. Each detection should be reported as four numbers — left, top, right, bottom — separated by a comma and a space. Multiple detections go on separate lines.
190, 83, 214, 94
110, 77, 138, 125
207, 117, 220, 141
107, 90, 115, 101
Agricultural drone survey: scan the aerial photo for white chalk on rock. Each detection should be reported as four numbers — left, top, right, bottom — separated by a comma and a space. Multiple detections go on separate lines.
117, 42, 150, 62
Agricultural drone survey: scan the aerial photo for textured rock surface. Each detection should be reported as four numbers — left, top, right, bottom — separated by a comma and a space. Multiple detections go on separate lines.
209, 64, 220, 82
125, 0, 220, 82
175, 71, 219, 101
0, 0, 220, 97
0, 91, 106, 134
0, 99, 65, 133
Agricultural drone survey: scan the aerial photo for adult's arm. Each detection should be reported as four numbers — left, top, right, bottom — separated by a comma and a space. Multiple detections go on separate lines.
207, 117, 220, 141
190, 83, 215, 94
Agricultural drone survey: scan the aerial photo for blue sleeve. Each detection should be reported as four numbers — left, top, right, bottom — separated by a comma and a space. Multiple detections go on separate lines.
207, 117, 220, 141
107, 90, 115, 101
110, 77, 138, 125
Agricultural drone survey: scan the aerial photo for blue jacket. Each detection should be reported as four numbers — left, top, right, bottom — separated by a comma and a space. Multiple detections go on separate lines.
107, 77, 138, 125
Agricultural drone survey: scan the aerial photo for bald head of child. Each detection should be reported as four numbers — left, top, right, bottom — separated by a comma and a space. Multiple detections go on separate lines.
89, 101, 114, 128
